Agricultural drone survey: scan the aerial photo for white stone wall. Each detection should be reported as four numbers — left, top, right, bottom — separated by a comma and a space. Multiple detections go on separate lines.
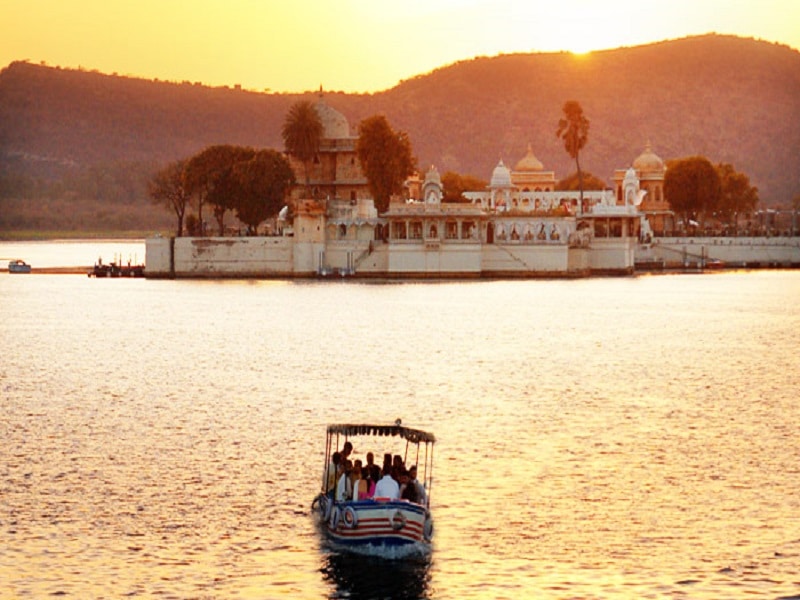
481, 244, 571, 274
649, 237, 800, 266
588, 238, 636, 273
386, 242, 482, 275
145, 237, 172, 276
146, 237, 294, 277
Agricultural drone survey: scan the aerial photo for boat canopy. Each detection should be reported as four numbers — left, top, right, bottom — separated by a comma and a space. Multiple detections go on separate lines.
327, 423, 435, 444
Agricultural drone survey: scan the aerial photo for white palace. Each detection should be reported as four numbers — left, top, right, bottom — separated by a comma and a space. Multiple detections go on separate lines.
145, 98, 664, 278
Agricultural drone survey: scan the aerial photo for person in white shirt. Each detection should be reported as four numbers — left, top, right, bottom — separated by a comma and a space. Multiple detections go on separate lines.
335, 460, 353, 502
373, 466, 400, 500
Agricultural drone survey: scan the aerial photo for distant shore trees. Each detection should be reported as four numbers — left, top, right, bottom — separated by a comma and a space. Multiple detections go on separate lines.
149, 145, 294, 236
556, 101, 590, 205
356, 115, 416, 213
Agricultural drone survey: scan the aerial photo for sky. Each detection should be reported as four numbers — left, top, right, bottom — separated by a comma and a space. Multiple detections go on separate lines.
2, 0, 798, 93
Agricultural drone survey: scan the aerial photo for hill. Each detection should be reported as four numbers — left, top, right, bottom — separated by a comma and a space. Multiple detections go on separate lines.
1, 34, 799, 233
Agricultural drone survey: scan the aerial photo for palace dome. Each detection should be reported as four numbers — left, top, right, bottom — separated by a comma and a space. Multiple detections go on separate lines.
490, 159, 512, 188
514, 144, 544, 172
315, 98, 350, 139
633, 143, 665, 173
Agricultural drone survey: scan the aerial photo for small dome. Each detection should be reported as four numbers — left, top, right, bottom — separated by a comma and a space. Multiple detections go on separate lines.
514, 144, 544, 172
490, 159, 513, 189
314, 98, 350, 139
424, 164, 441, 187
633, 143, 665, 173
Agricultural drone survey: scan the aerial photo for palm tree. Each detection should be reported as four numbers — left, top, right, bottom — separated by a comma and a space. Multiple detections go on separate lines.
281, 100, 323, 198
556, 101, 590, 208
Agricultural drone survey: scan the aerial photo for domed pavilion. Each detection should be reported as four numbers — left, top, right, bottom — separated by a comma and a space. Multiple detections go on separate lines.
614, 143, 673, 236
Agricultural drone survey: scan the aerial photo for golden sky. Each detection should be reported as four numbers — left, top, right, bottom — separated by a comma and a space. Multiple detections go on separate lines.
2, 0, 798, 93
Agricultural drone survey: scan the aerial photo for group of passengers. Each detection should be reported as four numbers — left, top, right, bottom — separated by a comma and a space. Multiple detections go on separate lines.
325, 441, 427, 505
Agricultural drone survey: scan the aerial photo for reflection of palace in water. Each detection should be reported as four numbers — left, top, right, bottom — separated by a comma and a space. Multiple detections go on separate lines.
147, 98, 737, 279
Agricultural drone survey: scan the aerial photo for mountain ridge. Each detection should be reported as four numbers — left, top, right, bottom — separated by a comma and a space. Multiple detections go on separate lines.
1, 33, 799, 210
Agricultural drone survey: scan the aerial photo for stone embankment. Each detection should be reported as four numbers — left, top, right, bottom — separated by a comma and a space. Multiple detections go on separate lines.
636, 237, 800, 270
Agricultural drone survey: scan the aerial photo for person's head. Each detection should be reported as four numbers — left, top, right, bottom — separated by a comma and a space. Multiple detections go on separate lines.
366, 452, 374, 465
332, 452, 341, 466
342, 441, 353, 458
399, 469, 409, 485
409, 465, 417, 480
393, 454, 403, 469
370, 464, 381, 482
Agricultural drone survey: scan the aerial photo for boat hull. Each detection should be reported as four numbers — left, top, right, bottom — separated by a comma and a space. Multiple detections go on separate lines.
8, 260, 31, 273
314, 497, 432, 557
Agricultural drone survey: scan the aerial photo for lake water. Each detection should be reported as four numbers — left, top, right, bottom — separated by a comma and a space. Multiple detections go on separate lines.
1, 241, 799, 599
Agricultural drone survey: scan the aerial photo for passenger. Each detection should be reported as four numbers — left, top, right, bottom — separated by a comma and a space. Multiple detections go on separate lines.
374, 465, 400, 500
408, 465, 427, 505
393, 454, 405, 473
352, 461, 370, 500
364, 452, 376, 475
336, 460, 353, 502
367, 464, 381, 497
382, 453, 392, 473
341, 441, 353, 463
325, 451, 341, 496
400, 469, 419, 503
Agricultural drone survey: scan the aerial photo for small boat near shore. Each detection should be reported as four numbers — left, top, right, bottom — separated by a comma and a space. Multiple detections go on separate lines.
7, 259, 32, 273
89, 259, 144, 278
312, 421, 435, 558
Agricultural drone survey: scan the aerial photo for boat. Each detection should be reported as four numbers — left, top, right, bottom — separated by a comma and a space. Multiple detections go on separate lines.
8, 259, 32, 274
312, 421, 435, 558
89, 259, 145, 278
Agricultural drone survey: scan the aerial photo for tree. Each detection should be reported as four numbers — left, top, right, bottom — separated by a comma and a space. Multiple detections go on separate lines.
356, 115, 416, 213
442, 171, 488, 202
282, 100, 323, 197
184, 144, 254, 236
205, 146, 256, 235
556, 171, 606, 192
148, 159, 190, 236
556, 101, 590, 205
716, 163, 758, 230
232, 149, 296, 234
664, 156, 721, 228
